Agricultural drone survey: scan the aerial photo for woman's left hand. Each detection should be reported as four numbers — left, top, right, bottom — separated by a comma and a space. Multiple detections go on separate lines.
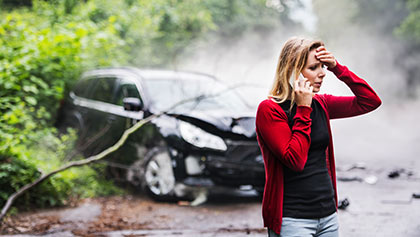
315, 46, 337, 69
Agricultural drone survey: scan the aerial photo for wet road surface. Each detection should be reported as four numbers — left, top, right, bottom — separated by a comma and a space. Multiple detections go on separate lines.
1, 166, 420, 237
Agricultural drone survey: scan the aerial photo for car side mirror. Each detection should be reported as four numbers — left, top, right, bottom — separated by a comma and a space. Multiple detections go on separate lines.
123, 97, 143, 111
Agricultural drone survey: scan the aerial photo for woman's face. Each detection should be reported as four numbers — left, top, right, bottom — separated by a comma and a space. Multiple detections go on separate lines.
301, 49, 326, 93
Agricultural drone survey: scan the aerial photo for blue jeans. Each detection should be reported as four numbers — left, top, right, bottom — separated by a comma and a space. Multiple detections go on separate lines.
268, 212, 339, 237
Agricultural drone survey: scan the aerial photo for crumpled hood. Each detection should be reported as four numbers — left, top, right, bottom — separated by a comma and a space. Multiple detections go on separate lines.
168, 109, 257, 138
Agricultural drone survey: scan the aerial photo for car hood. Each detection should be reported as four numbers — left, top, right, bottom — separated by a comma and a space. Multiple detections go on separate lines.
168, 109, 257, 138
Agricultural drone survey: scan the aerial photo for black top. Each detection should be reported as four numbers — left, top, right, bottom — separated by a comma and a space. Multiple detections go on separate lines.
280, 100, 336, 219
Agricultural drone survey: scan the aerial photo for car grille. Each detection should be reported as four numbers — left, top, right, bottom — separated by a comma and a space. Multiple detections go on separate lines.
205, 139, 264, 187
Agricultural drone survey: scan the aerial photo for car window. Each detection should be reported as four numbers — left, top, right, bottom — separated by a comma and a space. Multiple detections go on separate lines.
143, 78, 250, 113
89, 77, 117, 104
73, 78, 95, 98
114, 79, 142, 106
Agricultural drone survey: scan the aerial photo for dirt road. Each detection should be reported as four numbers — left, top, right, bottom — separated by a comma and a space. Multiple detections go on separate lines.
1, 166, 420, 237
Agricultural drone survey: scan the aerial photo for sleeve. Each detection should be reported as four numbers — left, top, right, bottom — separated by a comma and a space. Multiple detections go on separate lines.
256, 101, 312, 172
324, 61, 382, 119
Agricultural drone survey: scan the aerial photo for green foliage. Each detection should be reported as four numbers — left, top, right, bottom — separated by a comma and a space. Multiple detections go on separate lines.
0, 2, 131, 210
0, 129, 123, 209
204, 0, 284, 37
0, 0, 285, 211
352, 0, 407, 34
396, 0, 420, 44
319, 0, 420, 45
0, 0, 33, 8
78, 0, 216, 66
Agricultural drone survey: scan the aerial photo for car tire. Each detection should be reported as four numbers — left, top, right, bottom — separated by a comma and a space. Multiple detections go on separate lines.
143, 147, 177, 201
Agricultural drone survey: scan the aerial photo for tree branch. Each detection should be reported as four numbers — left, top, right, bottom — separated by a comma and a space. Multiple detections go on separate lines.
0, 84, 242, 222
0, 114, 156, 222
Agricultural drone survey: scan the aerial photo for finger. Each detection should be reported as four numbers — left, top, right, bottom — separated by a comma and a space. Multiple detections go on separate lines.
318, 55, 334, 60
316, 52, 332, 58
316, 46, 326, 52
302, 79, 310, 88
316, 50, 329, 55
316, 53, 332, 62
315, 51, 331, 58
316, 53, 331, 57
297, 78, 303, 87
317, 55, 335, 61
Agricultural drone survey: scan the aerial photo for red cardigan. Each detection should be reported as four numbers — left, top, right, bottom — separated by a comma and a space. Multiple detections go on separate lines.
255, 61, 381, 234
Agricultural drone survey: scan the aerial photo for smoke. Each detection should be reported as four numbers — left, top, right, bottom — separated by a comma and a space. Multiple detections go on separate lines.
177, 0, 420, 169
177, 25, 309, 108
311, 0, 420, 169
177, 30, 285, 108
320, 27, 420, 169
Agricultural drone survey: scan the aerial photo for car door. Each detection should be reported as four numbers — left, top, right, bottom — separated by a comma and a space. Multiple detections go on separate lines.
107, 75, 145, 147
64, 77, 96, 139
81, 76, 119, 156
105, 75, 150, 170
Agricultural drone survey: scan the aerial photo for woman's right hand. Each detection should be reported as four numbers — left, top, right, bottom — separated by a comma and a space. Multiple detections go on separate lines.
294, 78, 313, 107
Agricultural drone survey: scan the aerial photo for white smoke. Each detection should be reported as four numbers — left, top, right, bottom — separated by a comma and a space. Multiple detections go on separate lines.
177, 1, 420, 170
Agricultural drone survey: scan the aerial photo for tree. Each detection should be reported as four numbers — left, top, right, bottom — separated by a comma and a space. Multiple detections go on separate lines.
0, 0, 291, 215
396, 0, 420, 44
313, 0, 420, 98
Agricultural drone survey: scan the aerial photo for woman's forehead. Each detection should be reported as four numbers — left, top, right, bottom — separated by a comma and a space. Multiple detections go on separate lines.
306, 50, 321, 65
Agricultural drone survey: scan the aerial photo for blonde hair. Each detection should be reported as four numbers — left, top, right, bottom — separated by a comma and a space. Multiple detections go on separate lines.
269, 37, 324, 109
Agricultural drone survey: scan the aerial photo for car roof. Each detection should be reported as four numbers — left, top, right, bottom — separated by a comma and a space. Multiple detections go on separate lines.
81, 67, 218, 82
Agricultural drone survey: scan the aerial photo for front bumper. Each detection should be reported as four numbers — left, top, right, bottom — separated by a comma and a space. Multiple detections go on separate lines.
169, 139, 265, 188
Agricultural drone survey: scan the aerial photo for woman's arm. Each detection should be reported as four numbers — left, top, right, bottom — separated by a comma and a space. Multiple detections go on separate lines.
256, 101, 312, 172
315, 46, 381, 119
324, 61, 382, 119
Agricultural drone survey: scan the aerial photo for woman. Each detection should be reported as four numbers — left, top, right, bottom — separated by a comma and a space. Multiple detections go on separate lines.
255, 37, 381, 237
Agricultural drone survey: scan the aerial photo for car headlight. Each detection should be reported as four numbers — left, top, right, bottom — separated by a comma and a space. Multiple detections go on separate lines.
179, 121, 227, 151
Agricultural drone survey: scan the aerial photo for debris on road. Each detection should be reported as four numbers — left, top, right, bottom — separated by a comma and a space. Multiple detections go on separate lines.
363, 175, 378, 185
388, 169, 402, 178
412, 193, 420, 199
337, 163, 377, 185
337, 174, 378, 185
388, 168, 414, 179
337, 175, 363, 182
337, 162, 367, 172
338, 198, 350, 210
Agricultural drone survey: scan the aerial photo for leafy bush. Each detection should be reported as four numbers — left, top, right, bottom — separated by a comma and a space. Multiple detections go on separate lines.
0, 4, 130, 210
0, 0, 286, 211
395, 0, 420, 44
0, 0, 214, 210
0, 128, 123, 210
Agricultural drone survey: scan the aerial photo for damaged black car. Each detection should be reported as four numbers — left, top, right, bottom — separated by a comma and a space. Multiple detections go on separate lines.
57, 68, 264, 201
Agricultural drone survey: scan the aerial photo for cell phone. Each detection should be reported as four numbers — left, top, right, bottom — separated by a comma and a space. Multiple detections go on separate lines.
289, 72, 305, 88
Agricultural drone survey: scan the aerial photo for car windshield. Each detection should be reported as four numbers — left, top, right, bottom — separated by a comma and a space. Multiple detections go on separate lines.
143, 78, 251, 113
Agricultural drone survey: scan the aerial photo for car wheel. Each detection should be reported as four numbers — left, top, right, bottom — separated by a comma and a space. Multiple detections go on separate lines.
143, 147, 176, 201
